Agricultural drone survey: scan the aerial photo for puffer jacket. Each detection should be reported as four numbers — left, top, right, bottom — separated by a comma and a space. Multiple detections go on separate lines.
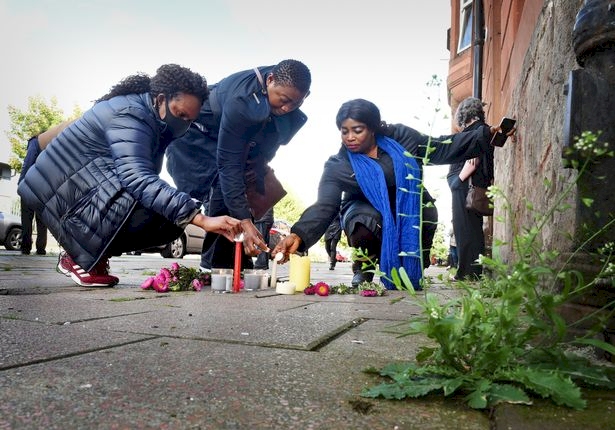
18, 93, 200, 271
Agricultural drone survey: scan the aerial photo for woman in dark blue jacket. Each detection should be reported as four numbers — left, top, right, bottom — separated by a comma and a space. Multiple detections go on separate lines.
18, 64, 241, 287
166, 59, 311, 271
272, 99, 494, 291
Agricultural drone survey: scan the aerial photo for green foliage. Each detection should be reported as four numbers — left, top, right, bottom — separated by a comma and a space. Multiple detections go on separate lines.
363, 131, 615, 410
273, 188, 305, 224
430, 223, 448, 262
6, 95, 69, 172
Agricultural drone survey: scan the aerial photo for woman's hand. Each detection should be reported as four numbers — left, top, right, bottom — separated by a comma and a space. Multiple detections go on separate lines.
192, 213, 241, 242
271, 233, 302, 264
459, 157, 479, 182
239, 219, 269, 257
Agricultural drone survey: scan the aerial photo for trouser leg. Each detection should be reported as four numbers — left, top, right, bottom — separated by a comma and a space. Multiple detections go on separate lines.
200, 183, 253, 271
106, 204, 184, 256
34, 212, 47, 253
20, 203, 34, 253
448, 176, 484, 280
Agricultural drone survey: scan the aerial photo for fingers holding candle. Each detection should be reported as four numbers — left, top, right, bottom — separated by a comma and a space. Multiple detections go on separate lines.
271, 233, 302, 264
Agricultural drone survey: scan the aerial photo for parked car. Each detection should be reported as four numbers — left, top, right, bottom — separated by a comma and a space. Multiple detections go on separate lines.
0, 211, 22, 251
335, 250, 350, 262
131, 224, 206, 259
268, 219, 291, 249
133, 218, 291, 259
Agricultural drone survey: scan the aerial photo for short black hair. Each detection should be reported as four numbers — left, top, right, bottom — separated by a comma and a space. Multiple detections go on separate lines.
272, 59, 311, 94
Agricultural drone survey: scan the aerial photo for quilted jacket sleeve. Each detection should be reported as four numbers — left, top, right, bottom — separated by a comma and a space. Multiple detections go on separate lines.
105, 104, 200, 227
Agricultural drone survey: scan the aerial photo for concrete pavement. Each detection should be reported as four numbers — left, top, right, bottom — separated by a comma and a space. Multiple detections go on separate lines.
1, 251, 613, 429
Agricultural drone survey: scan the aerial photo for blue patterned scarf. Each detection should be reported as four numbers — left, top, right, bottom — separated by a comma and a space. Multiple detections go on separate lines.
347, 135, 422, 290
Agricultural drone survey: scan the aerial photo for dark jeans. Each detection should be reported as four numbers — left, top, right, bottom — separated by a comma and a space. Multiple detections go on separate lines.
20, 201, 47, 253
448, 245, 459, 268
106, 205, 184, 257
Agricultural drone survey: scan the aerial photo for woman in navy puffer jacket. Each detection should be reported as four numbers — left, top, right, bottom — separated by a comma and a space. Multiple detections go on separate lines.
18, 64, 241, 287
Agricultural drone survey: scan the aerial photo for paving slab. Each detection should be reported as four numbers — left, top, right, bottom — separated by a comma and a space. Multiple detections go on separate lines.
0, 337, 490, 430
0, 318, 152, 369
74, 295, 387, 350
3, 252, 614, 429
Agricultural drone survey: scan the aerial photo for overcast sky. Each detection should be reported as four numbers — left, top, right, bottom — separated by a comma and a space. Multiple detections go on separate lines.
0, 0, 453, 224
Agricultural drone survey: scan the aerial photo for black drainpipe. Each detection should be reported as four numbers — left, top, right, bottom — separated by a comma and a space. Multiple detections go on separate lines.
472, 0, 485, 99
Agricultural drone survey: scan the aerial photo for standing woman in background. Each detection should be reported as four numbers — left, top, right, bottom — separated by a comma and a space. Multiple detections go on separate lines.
447, 97, 495, 281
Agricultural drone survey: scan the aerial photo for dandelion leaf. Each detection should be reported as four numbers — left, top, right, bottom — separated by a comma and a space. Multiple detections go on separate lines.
487, 383, 532, 406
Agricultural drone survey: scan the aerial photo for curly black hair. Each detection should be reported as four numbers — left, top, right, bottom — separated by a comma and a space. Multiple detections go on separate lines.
272, 59, 311, 94
96, 64, 208, 103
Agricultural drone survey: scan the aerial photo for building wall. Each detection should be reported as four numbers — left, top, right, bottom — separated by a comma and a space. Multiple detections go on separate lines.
447, 0, 584, 261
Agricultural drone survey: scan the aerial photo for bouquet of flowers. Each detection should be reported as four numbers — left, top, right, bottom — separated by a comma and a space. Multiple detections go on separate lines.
141, 262, 210, 293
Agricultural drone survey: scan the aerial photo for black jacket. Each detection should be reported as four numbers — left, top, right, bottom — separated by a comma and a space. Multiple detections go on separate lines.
18, 93, 200, 271
291, 123, 493, 251
166, 65, 308, 220
447, 120, 495, 188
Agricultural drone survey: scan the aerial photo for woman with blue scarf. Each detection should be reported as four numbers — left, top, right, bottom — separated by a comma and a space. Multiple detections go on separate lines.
272, 99, 494, 291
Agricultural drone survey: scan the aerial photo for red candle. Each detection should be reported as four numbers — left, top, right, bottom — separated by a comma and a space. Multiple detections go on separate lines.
233, 241, 242, 293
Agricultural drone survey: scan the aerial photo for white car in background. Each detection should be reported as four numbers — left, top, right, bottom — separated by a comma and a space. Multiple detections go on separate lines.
0, 211, 22, 251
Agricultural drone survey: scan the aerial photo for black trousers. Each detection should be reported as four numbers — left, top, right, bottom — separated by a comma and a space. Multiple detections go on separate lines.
253, 218, 273, 269
324, 237, 339, 264
447, 176, 484, 279
20, 201, 47, 253
341, 200, 438, 270
200, 181, 254, 270
106, 205, 184, 257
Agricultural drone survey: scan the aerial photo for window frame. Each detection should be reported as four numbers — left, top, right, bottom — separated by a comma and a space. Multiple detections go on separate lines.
457, 0, 473, 53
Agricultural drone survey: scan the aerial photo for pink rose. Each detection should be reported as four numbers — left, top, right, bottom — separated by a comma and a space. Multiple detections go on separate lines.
170, 262, 180, 272
140, 277, 155, 290
303, 286, 316, 295
191, 279, 203, 292
159, 268, 172, 280
153, 274, 169, 292
360, 290, 378, 297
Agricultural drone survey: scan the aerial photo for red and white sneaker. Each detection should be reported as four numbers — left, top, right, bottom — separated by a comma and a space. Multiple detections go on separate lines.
57, 252, 119, 287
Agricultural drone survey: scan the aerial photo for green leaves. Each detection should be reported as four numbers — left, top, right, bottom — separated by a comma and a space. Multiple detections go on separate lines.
361, 127, 615, 410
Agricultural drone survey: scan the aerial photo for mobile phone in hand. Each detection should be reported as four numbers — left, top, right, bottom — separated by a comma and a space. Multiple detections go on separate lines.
490, 117, 516, 147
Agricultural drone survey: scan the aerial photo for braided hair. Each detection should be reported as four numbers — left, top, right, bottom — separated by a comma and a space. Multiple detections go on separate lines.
96, 64, 208, 103
271, 59, 311, 94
